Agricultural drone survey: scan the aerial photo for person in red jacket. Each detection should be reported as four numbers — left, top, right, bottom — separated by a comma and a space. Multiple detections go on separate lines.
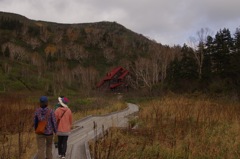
54, 97, 72, 159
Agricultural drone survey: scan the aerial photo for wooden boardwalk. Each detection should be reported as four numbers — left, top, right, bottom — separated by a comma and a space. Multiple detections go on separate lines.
50, 103, 139, 159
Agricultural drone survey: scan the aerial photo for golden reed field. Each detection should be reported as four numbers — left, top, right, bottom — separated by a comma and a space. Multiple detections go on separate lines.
1, 93, 239, 159
90, 94, 240, 159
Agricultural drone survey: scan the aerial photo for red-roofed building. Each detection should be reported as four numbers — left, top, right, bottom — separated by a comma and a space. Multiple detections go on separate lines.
96, 66, 129, 91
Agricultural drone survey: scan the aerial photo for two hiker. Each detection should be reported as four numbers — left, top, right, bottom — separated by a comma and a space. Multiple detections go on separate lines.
34, 96, 72, 159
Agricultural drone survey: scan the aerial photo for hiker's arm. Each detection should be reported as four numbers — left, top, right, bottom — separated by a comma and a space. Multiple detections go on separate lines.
51, 110, 57, 133
69, 110, 73, 127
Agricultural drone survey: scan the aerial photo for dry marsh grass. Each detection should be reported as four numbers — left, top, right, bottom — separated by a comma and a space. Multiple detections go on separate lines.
0, 95, 36, 159
91, 94, 240, 159
0, 94, 126, 159
72, 97, 127, 121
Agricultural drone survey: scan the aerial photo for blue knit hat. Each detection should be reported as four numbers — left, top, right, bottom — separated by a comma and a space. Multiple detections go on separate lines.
40, 96, 48, 103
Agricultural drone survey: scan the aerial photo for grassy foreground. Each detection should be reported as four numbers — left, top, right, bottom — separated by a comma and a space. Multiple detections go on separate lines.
0, 93, 126, 159
90, 94, 240, 159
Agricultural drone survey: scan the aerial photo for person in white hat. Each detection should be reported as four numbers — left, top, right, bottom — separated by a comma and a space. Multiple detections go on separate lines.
54, 97, 72, 159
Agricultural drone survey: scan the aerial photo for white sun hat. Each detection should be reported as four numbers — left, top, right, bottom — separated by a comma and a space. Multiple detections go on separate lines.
58, 97, 69, 108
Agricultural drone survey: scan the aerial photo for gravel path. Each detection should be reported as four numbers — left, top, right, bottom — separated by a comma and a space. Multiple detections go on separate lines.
51, 103, 139, 159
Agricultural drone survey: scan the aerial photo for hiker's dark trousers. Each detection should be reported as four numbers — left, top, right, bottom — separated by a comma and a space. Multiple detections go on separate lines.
58, 136, 69, 156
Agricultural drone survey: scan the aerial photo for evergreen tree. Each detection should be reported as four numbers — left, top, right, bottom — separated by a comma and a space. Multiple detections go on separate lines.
212, 28, 233, 77
231, 28, 240, 93
202, 35, 214, 85
166, 44, 198, 91
233, 28, 240, 54
166, 57, 181, 90
180, 44, 199, 80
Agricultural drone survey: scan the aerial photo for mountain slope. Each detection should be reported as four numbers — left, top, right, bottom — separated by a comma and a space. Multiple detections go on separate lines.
0, 11, 166, 94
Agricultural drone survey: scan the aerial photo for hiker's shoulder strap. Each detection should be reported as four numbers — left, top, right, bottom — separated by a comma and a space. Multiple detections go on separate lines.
61, 108, 69, 118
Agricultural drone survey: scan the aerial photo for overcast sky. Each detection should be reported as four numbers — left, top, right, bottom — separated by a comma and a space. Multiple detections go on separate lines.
1, 0, 240, 46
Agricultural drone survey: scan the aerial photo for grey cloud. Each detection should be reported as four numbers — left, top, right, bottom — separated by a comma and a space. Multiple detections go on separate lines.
0, 0, 240, 45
